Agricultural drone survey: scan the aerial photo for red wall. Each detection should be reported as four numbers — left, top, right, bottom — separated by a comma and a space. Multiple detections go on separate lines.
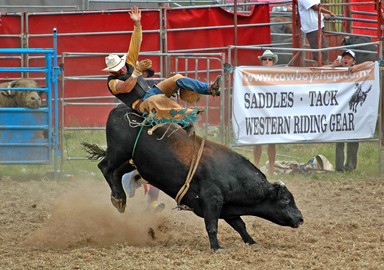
350, 0, 378, 38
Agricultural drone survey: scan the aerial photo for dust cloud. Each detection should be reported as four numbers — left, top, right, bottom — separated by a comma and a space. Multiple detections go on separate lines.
24, 179, 172, 249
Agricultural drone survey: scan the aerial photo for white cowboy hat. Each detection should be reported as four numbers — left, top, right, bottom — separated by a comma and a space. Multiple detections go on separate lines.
258, 50, 278, 64
102, 54, 127, 72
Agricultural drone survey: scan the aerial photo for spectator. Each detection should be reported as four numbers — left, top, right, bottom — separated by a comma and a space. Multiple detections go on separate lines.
253, 50, 278, 176
298, 0, 335, 66
327, 49, 374, 172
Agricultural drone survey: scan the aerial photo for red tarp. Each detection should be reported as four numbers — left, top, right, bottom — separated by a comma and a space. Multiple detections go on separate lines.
166, 6, 271, 66
350, 0, 378, 38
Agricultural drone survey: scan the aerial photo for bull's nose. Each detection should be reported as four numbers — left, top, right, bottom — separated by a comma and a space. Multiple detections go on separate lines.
292, 217, 304, 228
297, 217, 304, 226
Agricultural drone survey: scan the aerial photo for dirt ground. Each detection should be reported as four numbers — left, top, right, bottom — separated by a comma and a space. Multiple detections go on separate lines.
0, 175, 383, 270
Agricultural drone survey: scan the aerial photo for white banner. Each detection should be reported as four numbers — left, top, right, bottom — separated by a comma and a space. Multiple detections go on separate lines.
232, 63, 380, 145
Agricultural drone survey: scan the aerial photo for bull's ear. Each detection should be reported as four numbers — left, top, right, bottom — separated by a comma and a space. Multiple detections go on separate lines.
3, 81, 18, 96
268, 184, 280, 200
10, 80, 18, 88
269, 181, 286, 200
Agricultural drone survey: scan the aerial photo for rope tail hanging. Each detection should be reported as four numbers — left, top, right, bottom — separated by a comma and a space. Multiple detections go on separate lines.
175, 137, 206, 205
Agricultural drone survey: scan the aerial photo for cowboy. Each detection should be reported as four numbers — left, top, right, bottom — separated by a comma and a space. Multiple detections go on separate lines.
102, 6, 221, 132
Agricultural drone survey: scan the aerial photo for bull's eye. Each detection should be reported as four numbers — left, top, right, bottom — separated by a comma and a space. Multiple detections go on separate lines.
280, 197, 290, 206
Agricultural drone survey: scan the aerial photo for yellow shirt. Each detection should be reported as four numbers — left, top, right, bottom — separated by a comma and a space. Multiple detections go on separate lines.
126, 25, 142, 67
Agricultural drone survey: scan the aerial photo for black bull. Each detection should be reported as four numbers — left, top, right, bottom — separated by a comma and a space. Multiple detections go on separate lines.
83, 105, 304, 251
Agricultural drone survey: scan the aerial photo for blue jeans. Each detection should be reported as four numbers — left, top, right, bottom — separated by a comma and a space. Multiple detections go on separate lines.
175, 77, 210, 95
143, 86, 163, 100
143, 77, 210, 100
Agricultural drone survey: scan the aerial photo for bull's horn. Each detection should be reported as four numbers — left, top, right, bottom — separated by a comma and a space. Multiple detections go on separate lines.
274, 180, 286, 187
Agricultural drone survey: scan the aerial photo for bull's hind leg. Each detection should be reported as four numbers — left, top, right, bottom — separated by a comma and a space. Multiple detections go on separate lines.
97, 157, 114, 192
224, 216, 257, 245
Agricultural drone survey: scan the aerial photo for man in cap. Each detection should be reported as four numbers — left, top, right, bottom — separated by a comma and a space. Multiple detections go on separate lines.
327, 49, 374, 172
298, 0, 335, 66
253, 50, 278, 176
102, 6, 221, 128
329, 49, 373, 72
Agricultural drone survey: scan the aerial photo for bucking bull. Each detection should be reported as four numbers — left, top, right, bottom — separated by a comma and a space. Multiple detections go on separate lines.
0, 78, 42, 108
82, 105, 304, 251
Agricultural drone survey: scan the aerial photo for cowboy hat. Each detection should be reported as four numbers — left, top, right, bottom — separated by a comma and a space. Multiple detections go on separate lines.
258, 50, 278, 64
102, 54, 127, 72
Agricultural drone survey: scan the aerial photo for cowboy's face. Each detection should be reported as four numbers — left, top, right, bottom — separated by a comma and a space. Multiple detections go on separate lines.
112, 65, 127, 76
342, 54, 355, 67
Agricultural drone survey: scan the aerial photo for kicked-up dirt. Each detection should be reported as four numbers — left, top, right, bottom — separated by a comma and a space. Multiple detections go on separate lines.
0, 176, 383, 270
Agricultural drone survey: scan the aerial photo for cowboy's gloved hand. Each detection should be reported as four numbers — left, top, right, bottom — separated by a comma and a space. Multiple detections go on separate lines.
133, 59, 152, 77
137, 59, 152, 72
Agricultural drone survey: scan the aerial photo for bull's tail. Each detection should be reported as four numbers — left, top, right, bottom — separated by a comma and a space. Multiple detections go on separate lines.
81, 142, 106, 161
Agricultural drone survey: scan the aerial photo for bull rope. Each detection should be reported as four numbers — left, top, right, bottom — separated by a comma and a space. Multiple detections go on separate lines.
175, 136, 206, 205
124, 112, 186, 167
124, 111, 187, 140
123, 112, 147, 166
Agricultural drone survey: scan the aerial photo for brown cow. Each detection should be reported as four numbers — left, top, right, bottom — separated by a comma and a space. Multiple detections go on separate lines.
0, 79, 43, 108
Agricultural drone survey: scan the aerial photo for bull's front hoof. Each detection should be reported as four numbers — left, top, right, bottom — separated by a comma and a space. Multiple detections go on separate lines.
210, 246, 223, 253
248, 242, 263, 250
111, 196, 126, 213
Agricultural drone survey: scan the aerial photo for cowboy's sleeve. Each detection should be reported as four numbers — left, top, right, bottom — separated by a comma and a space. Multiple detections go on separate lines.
108, 79, 120, 95
126, 25, 142, 67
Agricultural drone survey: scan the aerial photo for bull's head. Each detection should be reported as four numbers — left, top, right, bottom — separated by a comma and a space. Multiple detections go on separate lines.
5, 79, 43, 108
267, 181, 304, 228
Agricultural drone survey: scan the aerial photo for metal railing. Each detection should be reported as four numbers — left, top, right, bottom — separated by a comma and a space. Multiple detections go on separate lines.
0, 45, 61, 177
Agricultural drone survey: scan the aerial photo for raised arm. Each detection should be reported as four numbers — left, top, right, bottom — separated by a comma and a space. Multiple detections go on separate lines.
113, 7, 143, 94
